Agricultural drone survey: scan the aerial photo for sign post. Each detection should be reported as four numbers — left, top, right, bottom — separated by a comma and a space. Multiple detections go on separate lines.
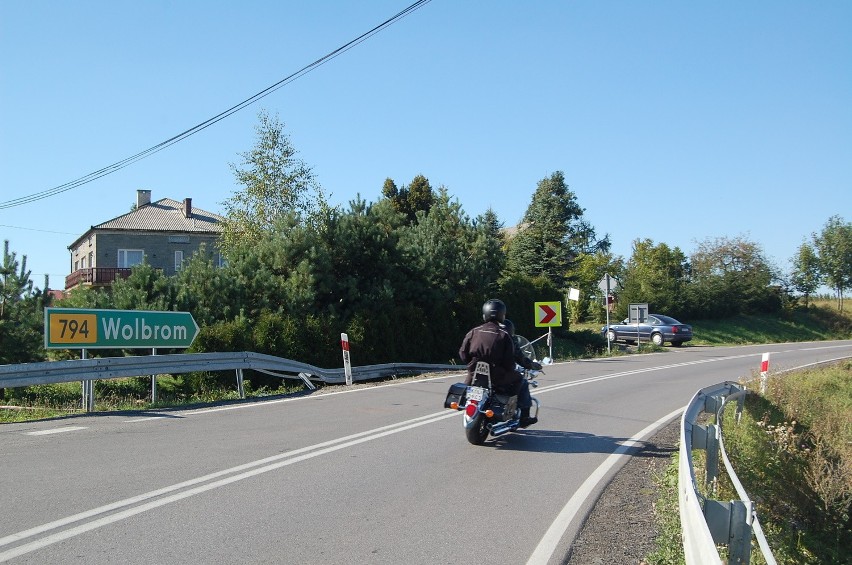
341, 333, 353, 386
598, 274, 614, 354
628, 303, 649, 345
534, 301, 562, 360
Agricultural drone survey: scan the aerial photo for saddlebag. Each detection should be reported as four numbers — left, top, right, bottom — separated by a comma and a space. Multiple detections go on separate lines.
443, 382, 467, 409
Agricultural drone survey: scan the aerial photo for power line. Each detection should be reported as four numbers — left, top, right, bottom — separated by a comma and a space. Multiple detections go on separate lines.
0, 224, 77, 235
0, 0, 432, 210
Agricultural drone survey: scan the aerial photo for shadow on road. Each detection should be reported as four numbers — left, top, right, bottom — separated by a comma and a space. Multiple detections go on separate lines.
488, 428, 677, 457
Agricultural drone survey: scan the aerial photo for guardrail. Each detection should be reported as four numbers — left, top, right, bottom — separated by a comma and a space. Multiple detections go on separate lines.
0, 352, 460, 411
679, 381, 777, 565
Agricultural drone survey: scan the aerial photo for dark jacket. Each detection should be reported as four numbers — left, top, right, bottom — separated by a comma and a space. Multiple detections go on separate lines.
458, 320, 518, 392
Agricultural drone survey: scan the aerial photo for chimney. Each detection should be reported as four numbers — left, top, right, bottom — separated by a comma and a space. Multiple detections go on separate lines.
183, 198, 192, 218
136, 189, 151, 208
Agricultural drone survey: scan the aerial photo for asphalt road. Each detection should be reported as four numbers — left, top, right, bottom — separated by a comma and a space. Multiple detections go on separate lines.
2, 340, 850, 564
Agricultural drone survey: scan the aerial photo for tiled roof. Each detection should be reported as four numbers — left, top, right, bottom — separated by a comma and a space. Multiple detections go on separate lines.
94, 198, 224, 233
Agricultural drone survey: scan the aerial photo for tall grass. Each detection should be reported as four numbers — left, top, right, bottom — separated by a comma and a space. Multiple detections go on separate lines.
0, 375, 307, 423
717, 362, 851, 564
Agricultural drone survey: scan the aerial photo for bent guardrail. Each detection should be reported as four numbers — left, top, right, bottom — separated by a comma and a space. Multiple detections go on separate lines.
679, 381, 777, 565
0, 352, 460, 411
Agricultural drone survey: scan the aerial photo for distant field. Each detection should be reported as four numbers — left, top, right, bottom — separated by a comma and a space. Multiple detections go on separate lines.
573, 301, 851, 348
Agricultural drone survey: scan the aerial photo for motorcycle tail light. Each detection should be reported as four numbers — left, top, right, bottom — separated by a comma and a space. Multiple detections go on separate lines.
465, 403, 478, 417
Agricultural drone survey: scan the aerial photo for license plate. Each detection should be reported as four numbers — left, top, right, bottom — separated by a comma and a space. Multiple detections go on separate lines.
466, 386, 485, 402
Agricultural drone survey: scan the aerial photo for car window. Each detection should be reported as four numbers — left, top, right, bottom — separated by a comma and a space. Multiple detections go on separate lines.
655, 315, 679, 324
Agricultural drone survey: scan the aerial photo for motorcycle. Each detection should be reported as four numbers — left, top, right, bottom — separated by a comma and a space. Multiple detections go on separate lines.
444, 360, 542, 445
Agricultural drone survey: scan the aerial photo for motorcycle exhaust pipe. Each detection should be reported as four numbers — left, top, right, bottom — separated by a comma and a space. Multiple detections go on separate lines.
489, 421, 518, 437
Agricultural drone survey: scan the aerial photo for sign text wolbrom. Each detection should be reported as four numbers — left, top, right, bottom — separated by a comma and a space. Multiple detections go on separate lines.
45, 308, 199, 349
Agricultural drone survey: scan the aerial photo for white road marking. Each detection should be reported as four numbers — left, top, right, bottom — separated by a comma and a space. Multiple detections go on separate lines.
526, 408, 685, 565
25, 427, 87, 436
6, 346, 849, 562
0, 411, 457, 562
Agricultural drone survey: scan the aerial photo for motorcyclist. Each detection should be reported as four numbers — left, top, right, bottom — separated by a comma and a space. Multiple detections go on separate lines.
458, 299, 517, 392
459, 300, 537, 428
501, 318, 539, 428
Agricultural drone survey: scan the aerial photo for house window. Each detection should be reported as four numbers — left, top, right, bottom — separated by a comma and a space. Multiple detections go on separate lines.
174, 250, 184, 271
118, 249, 144, 268
81, 256, 87, 269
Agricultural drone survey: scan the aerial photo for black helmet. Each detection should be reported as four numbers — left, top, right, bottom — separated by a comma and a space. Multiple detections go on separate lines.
482, 299, 507, 322
501, 318, 515, 337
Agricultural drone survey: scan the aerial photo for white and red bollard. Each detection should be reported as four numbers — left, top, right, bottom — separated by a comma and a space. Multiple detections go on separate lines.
341, 333, 353, 386
759, 352, 770, 393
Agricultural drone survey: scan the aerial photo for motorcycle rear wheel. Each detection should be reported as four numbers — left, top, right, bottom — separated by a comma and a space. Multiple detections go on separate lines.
465, 413, 489, 445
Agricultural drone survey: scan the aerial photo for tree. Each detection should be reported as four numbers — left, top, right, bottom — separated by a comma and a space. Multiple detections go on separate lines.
689, 235, 780, 317
381, 174, 435, 223
0, 240, 47, 367
505, 171, 602, 289
568, 251, 624, 323
618, 239, 690, 319
790, 241, 822, 307
814, 215, 852, 311
220, 110, 324, 252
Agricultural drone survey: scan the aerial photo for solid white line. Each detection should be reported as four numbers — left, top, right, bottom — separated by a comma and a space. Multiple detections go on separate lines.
526, 408, 685, 565
0, 411, 457, 562
25, 427, 87, 436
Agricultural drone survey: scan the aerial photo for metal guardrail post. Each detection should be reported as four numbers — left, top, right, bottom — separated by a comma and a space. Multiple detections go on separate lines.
705, 424, 720, 489
729, 500, 754, 564
691, 423, 720, 489
235, 369, 245, 399
704, 499, 753, 564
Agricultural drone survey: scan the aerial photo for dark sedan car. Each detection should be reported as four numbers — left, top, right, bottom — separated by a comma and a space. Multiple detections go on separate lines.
602, 314, 693, 347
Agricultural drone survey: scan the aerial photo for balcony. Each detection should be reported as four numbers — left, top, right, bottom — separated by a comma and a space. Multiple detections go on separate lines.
65, 268, 133, 290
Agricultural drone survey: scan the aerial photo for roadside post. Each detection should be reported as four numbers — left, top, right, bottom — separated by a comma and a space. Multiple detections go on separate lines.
760, 352, 770, 393
534, 301, 562, 360
151, 348, 157, 404
341, 333, 353, 385
628, 303, 649, 345
598, 274, 614, 354
44, 308, 199, 411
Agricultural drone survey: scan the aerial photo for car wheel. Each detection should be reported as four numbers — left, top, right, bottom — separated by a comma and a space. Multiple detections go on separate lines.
651, 333, 664, 346
606, 330, 617, 343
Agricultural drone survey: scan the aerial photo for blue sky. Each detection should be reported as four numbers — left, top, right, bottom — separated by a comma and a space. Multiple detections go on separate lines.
1, 1, 850, 290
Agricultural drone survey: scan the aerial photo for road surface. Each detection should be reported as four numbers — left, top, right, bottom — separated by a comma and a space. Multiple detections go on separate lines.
2, 341, 850, 564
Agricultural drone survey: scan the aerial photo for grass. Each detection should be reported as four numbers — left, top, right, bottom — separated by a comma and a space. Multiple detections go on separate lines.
717, 363, 852, 564
645, 454, 686, 564
646, 361, 852, 565
0, 375, 308, 423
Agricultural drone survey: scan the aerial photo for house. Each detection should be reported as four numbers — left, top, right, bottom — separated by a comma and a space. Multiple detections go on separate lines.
65, 190, 225, 290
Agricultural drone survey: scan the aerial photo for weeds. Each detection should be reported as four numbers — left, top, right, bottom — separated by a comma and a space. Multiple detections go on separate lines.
0, 375, 308, 423
716, 362, 852, 564
646, 454, 686, 565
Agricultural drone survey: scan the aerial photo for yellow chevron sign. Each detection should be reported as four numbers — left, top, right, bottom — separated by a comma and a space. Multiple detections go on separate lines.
534, 301, 562, 327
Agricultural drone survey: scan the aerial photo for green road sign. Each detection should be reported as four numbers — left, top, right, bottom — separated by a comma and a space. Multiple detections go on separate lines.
45, 308, 199, 349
